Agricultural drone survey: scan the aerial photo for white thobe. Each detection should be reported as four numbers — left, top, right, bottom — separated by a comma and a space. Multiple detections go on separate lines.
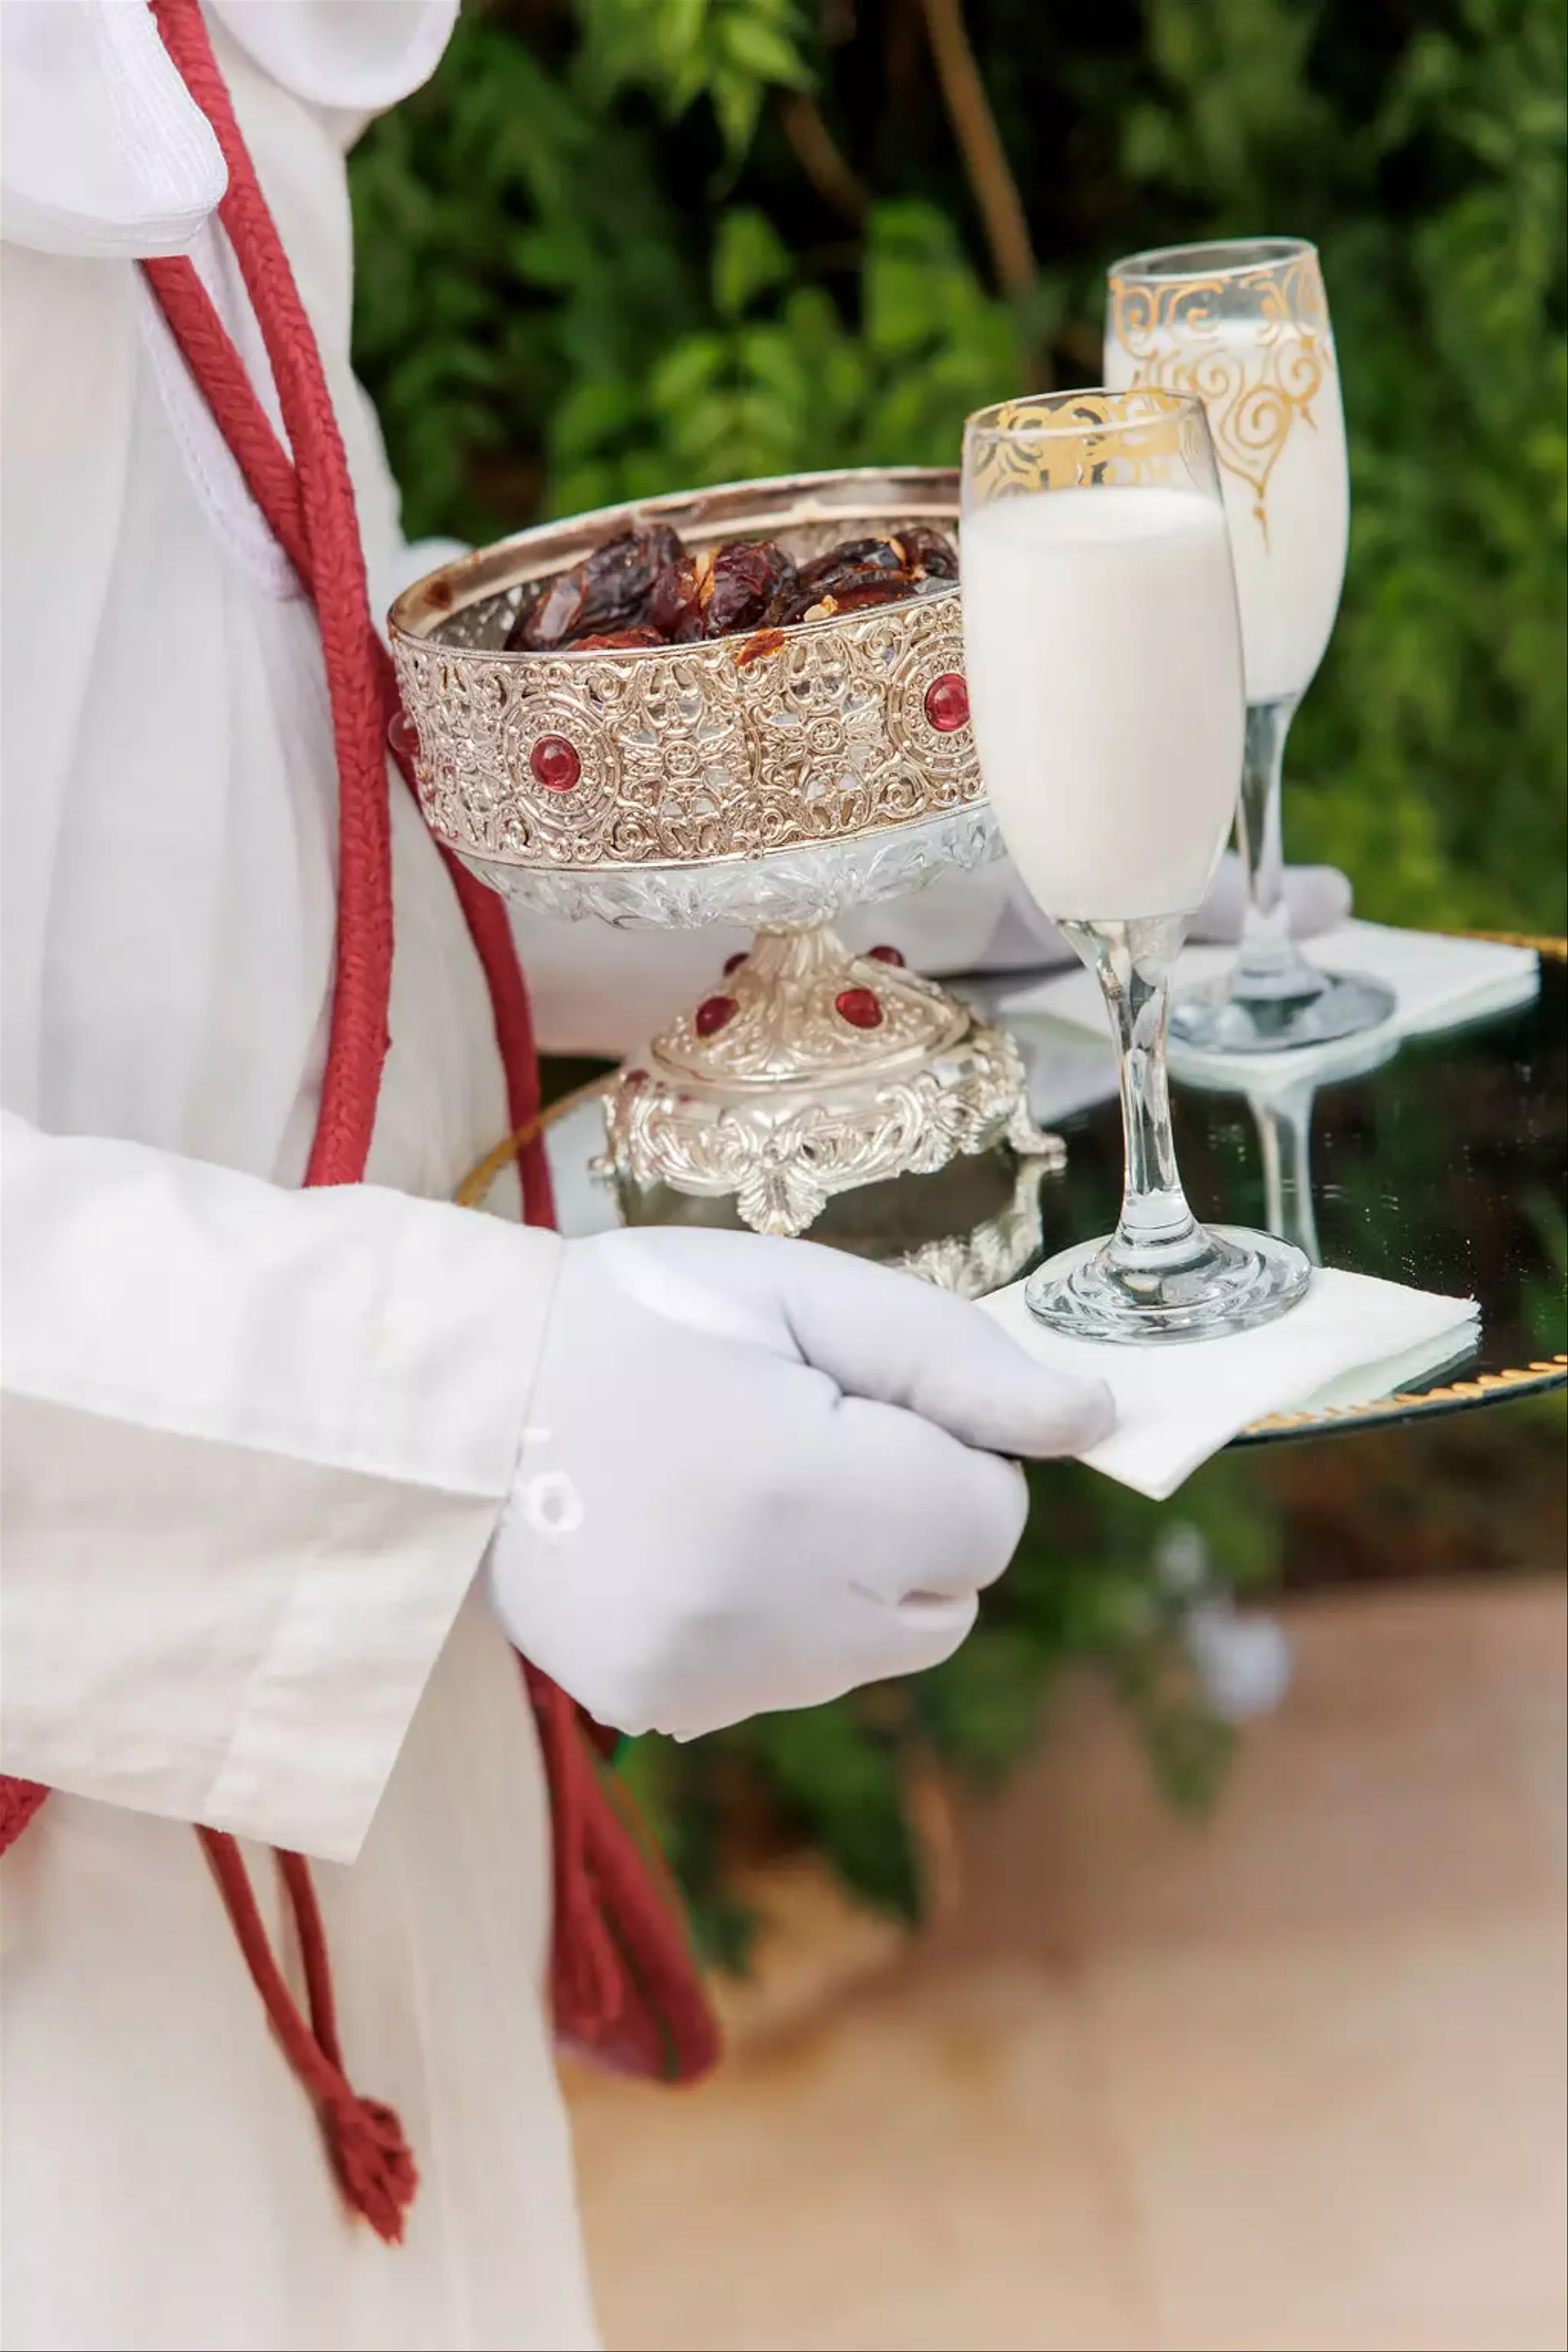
0, 7, 1028, 2346
1, 7, 594, 2346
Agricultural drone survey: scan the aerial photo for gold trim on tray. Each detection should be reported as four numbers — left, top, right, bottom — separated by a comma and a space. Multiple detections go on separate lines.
1466, 931, 1566, 958
453, 1080, 607, 1211
1240, 1355, 1568, 1439
455, 935, 1568, 1441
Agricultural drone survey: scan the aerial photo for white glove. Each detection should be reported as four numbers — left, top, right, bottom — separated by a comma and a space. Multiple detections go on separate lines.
1191, 852, 1350, 944
486, 1228, 1114, 1741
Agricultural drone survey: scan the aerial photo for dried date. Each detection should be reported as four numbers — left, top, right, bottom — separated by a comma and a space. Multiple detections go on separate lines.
792, 537, 906, 602
766, 528, 962, 625
647, 551, 711, 642
504, 524, 684, 651
568, 625, 668, 650
812, 580, 915, 615
701, 540, 797, 639
894, 524, 959, 581
503, 519, 959, 651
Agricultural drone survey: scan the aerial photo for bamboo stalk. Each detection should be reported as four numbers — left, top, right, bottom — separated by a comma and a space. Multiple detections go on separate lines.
916, 0, 1037, 299
780, 91, 868, 221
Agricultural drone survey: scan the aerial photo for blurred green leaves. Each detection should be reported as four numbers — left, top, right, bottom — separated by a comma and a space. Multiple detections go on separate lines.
546, 198, 1020, 513
352, 0, 1565, 930
1286, 0, 1568, 927
350, 5, 702, 533
578, 0, 813, 156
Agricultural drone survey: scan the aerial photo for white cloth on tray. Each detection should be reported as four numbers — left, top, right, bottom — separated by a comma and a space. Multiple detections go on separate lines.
998, 921, 1541, 1094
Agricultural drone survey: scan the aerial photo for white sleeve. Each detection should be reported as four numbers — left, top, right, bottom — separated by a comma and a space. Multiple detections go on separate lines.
0, 1111, 562, 1862
209, 0, 458, 116
0, 0, 459, 263
0, 0, 225, 259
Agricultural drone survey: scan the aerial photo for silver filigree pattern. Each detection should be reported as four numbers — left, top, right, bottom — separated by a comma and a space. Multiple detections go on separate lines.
390, 470, 1062, 1232
656, 926, 964, 1083
388, 475, 978, 877
391, 595, 976, 873
890, 1156, 1055, 1298
450, 804, 1002, 931
600, 935, 1062, 1238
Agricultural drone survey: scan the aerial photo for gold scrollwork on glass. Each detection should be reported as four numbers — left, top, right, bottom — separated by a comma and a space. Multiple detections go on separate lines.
1107, 251, 1330, 538
965, 388, 1209, 503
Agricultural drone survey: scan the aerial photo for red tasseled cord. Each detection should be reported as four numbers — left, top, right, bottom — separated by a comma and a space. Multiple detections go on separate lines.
0, 0, 636, 2241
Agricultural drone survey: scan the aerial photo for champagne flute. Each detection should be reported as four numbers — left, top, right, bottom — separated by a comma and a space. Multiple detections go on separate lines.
961, 389, 1310, 1341
1104, 238, 1395, 1054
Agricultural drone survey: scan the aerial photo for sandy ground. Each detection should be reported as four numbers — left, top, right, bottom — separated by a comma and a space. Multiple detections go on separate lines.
566, 1578, 1567, 2352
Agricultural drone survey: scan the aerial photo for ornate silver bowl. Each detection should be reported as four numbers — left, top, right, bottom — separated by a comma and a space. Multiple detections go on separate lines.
390, 468, 1059, 1235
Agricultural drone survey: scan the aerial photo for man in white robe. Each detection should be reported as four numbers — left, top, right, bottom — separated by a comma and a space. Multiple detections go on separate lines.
0, 7, 1347, 2346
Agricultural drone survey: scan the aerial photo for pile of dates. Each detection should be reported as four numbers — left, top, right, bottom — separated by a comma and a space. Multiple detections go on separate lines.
503, 521, 958, 654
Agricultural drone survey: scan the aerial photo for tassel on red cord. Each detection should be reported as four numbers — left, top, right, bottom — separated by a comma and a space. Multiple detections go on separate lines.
203, 1833, 419, 2245
141, 0, 711, 2092
319, 2093, 420, 2247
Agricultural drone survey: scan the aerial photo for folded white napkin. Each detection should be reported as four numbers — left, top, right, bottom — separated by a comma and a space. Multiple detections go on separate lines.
998, 921, 1540, 1094
980, 1266, 1480, 1500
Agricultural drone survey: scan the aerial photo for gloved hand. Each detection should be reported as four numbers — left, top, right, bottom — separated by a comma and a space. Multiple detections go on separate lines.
1190, 851, 1350, 944
486, 1227, 1113, 1741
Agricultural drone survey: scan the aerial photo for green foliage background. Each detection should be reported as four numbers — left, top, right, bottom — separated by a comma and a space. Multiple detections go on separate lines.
351, 0, 1566, 1956
354, 0, 1567, 935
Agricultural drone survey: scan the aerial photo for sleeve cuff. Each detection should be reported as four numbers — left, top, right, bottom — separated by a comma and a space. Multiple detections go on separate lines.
2, 1189, 564, 1863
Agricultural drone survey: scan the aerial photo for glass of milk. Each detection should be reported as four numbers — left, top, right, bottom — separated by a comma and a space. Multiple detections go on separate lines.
1104, 238, 1396, 1053
961, 388, 1311, 1341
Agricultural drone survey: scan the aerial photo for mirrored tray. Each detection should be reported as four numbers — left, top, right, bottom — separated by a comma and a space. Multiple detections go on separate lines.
462, 938, 1566, 1445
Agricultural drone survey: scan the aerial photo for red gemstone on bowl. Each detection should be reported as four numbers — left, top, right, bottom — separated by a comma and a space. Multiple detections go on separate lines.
924, 673, 969, 733
530, 734, 581, 791
695, 994, 737, 1038
835, 987, 883, 1030
723, 951, 748, 975
866, 943, 905, 967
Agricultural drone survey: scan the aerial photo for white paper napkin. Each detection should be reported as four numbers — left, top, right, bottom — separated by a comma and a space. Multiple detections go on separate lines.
980, 1266, 1480, 1500
997, 921, 1540, 1093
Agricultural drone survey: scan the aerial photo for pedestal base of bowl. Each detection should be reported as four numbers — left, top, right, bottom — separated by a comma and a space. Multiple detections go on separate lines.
597, 923, 1062, 1238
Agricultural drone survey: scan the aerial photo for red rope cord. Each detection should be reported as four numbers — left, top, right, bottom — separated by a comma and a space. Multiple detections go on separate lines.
200, 1831, 417, 2243
150, 0, 390, 1190
0, 4, 712, 2225
139, 250, 555, 1221
151, 0, 558, 1217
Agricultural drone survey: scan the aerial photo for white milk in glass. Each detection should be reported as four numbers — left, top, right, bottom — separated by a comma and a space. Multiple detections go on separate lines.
1104, 325, 1349, 703
961, 486, 1245, 921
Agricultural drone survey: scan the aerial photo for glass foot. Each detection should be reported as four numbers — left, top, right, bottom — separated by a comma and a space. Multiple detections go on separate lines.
1025, 1224, 1311, 1344
1169, 967, 1396, 1056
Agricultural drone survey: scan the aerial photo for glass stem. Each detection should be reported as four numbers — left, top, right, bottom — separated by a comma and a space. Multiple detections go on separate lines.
1251, 1082, 1322, 1266
1065, 917, 1210, 1279
1232, 696, 1324, 1004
